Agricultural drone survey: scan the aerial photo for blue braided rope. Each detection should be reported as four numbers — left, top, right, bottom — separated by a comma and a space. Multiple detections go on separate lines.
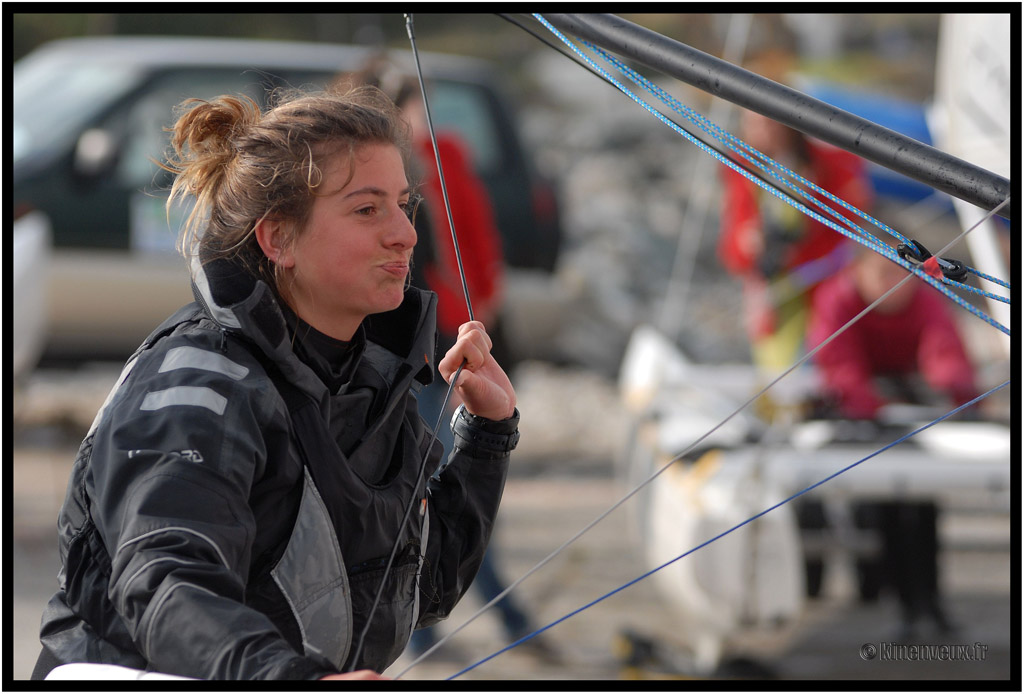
585, 41, 1015, 334
530, 15, 1009, 336
587, 41, 907, 249
447, 380, 1010, 680
942, 277, 1012, 304
596, 43, 885, 250
587, 41, 1017, 315
968, 266, 1012, 290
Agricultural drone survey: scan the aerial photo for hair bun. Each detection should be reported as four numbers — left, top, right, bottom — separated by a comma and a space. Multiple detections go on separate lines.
165, 95, 260, 205
173, 96, 259, 159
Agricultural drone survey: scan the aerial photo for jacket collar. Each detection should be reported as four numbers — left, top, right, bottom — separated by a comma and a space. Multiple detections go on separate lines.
189, 253, 438, 403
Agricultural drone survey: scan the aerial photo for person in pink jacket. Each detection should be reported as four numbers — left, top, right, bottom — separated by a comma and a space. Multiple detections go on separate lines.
807, 247, 978, 419
807, 247, 978, 638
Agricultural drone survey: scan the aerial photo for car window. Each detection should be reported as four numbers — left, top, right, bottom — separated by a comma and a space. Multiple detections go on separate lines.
113, 69, 267, 254
429, 81, 502, 175
13, 57, 143, 163
115, 69, 267, 188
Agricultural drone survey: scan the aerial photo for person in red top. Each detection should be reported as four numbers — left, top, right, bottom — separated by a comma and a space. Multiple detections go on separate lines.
807, 247, 978, 639
719, 109, 873, 373
340, 62, 549, 662
401, 95, 505, 342
806, 247, 979, 418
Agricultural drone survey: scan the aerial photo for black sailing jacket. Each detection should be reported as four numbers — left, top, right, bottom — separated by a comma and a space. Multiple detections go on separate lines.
35, 253, 516, 679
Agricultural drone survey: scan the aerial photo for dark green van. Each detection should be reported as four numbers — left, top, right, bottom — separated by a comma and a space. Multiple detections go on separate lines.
14, 36, 561, 360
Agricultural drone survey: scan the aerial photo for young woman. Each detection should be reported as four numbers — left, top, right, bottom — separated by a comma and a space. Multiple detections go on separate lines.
33, 86, 519, 681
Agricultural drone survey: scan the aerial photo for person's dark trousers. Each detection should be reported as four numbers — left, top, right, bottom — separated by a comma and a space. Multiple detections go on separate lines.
880, 501, 944, 631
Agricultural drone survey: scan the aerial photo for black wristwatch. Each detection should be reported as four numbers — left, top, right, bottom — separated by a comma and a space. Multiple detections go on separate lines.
451, 404, 521, 456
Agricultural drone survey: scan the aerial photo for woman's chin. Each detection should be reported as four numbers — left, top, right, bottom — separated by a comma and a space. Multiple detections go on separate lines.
374, 287, 409, 315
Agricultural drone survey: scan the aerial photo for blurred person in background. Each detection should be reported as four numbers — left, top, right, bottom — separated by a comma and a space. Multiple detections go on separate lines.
340, 60, 551, 663
32, 85, 519, 681
807, 246, 979, 638
718, 55, 874, 375
807, 247, 979, 420
718, 54, 875, 602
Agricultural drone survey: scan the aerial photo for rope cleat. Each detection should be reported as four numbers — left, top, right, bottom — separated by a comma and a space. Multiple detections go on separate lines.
896, 239, 969, 282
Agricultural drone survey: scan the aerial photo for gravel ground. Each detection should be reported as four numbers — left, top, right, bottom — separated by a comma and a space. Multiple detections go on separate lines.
10, 361, 1014, 684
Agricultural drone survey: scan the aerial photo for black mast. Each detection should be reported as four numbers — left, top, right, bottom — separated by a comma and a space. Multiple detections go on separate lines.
542, 14, 1012, 221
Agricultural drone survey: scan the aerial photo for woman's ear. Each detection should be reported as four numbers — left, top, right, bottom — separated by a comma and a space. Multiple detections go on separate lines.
254, 218, 295, 268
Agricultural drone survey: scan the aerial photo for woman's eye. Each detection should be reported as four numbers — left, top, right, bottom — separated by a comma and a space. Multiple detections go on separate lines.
355, 206, 376, 217
402, 195, 422, 221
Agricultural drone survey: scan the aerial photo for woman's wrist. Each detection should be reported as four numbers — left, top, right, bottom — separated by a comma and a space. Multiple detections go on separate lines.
450, 404, 520, 457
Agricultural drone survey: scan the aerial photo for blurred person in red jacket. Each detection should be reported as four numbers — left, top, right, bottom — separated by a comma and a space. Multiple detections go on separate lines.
719, 106, 873, 374
395, 79, 553, 663
339, 62, 550, 662
808, 247, 979, 638
397, 88, 506, 349
807, 246, 979, 419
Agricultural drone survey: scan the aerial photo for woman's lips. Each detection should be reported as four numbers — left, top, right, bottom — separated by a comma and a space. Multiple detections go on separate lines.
379, 262, 409, 277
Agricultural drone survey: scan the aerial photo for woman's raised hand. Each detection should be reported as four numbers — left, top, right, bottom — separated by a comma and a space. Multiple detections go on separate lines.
437, 321, 516, 421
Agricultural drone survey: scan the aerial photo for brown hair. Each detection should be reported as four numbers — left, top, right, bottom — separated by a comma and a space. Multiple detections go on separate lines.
161, 85, 411, 289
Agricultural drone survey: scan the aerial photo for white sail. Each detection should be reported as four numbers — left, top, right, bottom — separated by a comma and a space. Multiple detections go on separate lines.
930, 13, 1012, 355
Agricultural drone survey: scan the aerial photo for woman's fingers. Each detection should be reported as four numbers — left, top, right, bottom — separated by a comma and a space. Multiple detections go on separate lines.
439, 323, 490, 378
457, 320, 492, 351
436, 321, 516, 421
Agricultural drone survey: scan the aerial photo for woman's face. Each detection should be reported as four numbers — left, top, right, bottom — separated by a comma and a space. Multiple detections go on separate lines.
275, 142, 417, 340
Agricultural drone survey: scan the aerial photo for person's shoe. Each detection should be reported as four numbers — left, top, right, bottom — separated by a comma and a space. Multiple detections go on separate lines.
894, 618, 918, 644
511, 632, 562, 664
929, 605, 959, 636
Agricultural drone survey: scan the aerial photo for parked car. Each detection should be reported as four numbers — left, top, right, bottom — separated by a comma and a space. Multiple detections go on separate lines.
13, 36, 562, 361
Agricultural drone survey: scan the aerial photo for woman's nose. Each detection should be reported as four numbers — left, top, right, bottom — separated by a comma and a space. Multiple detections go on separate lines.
387, 210, 417, 249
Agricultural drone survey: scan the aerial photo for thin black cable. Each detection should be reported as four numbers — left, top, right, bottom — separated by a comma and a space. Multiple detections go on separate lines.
407, 13, 474, 323
349, 12, 479, 671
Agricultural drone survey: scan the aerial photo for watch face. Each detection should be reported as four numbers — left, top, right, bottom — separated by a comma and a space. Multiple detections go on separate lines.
451, 404, 466, 427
